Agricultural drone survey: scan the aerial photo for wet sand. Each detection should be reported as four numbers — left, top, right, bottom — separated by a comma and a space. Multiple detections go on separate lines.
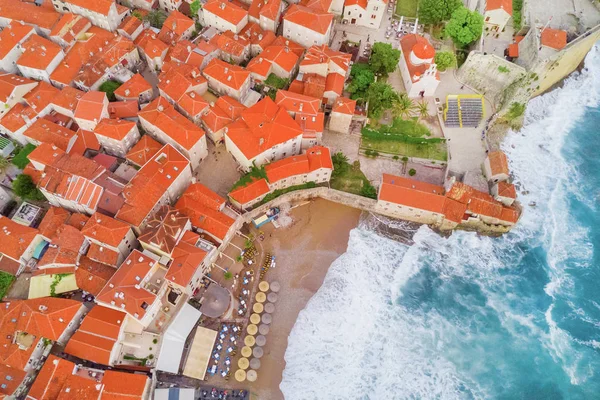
243, 199, 361, 399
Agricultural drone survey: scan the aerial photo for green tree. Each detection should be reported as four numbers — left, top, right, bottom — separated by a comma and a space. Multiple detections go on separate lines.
190, 0, 201, 18
418, 0, 462, 25
366, 82, 400, 119
98, 80, 121, 101
394, 93, 416, 119
369, 43, 401, 75
12, 174, 45, 201
144, 10, 168, 28
332, 152, 349, 177
132, 10, 144, 21
445, 7, 484, 47
416, 100, 430, 121
434, 51, 457, 72
409, 168, 417, 176
360, 182, 377, 199
347, 63, 375, 100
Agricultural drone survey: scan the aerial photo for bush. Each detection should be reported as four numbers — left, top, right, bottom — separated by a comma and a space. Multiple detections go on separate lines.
98, 80, 122, 101
231, 165, 268, 190
505, 102, 526, 120
224, 271, 233, 280
360, 182, 377, 199
393, 155, 400, 161
153, 338, 158, 344
13, 174, 45, 201
0, 271, 15, 300
12, 144, 36, 169
264, 73, 289, 90
409, 168, 417, 176
434, 52, 457, 72
332, 152, 350, 177
498, 65, 509, 73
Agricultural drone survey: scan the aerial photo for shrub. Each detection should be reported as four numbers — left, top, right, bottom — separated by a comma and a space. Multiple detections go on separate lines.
13, 174, 45, 201
498, 65, 510, 73
12, 144, 36, 169
408, 168, 417, 176
360, 182, 377, 199
98, 80, 122, 101
434, 52, 457, 72
224, 271, 233, 280
148, 354, 154, 360
402, 156, 409, 162
153, 338, 158, 344
393, 155, 400, 160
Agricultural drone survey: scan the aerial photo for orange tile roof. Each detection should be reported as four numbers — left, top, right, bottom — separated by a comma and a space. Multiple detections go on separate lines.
52, 86, 85, 114
508, 43, 519, 58
295, 111, 324, 136
0, 215, 39, 262
0, 103, 35, 133
0, 0, 61, 32
166, 231, 208, 287
118, 16, 143, 38
300, 0, 333, 12
275, 90, 321, 114
49, 14, 91, 45
203, 58, 251, 91
0, 298, 81, 372
64, 305, 125, 365
229, 178, 270, 205
175, 197, 234, 241
247, 45, 299, 76
379, 173, 447, 214
248, 0, 281, 20
265, 145, 331, 182
56, 374, 102, 400
26, 355, 75, 400
496, 181, 516, 199
135, 29, 169, 59
178, 183, 226, 211
344, 0, 368, 10
158, 63, 208, 117
400, 34, 438, 83
0, 23, 34, 60
442, 197, 467, 224
485, 0, 512, 15
27, 142, 65, 169
203, 0, 249, 26
515, 35, 525, 43
239, 23, 277, 51
17, 35, 63, 71
125, 135, 163, 167
38, 207, 72, 239
201, 95, 246, 133
0, 363, 25, 398
116, 144, 190, 228
24, 81, 60, 112
0, 73, 36, 104
138, 96, 206, 150
445, 181, 518, 223
283, 5, 333, 35
38, 225, 85, 267
97, 250, 159, 319
108, 100, 139, 119
487, 150, 509, 176
94, 118, 136, 141
114, 74, 152, 100
74, 91, 107, 122
209, 31, 250, 58
23, 119, 77, 151
101, 370, 148, 399
541, 28, 567, 50
158, 10, 194, 45
87, 242, 119, 267
412, 40, 435, 59
332, 97, 356, 114
69, 129, 101, 155
271, 36, 305, 57
225, 96, 303, 160
138, 206, 189, 255
82, 212, 132, 248
291, 73, 326, 100
74, 256, 116, 296
61, 0, 114, 16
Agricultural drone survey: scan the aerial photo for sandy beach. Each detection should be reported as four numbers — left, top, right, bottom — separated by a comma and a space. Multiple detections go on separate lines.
241, 198, 361, 399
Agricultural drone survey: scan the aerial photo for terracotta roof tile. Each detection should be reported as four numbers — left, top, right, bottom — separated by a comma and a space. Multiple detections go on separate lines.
201, 96, 246, 133
0, 23, 35, 60
26, 355, 75, 400
497, 181, 516, 199
399, 34, 438, 83
275, 90, 321, 114
24, 81, 60, 113
283, 4, 333, 35
52, 87, 85, 114
23, 119, 77, 151
271, 36, 305, 57
82, 212, 132, 248
158, 10, 194, 45
0, 73, 36, 104
0, 215, 39, 262
487, 150, 509, 176
247, 44, 299, 77
118, 16, 143, 38
64, 0, 114, 15
102, 370, 148, 399
125, 135, 163, 167
68, 129, 102, 155
541, 28, 567, 50
138, 206, 189, 255
87, 242, 119, 267
379, 173, 447, 215
485, 0, 512, 15
203, 0, 249, 26
203, 58, 250, 91
229, 178, 270, 205
0, 0, 61, 32
74, 91, 107, 122
108, 100, 139, 119
17, 35, 63, 71
209, 31, 250, 58
94, 118, 136, 141
49, 14, 91, 45
114, 74, 152, 100
135, 29, 169, 59
56, 374, 102, 400
75, 256, 116, 296
344, 0, 368, 10
332, 97, 356, 114
166, 231, 208, 287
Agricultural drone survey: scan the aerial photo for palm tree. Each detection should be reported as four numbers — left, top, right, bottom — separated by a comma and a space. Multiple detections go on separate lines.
144, 10, 167, 29
394, 93, 415, 120
416, 100, 429, 121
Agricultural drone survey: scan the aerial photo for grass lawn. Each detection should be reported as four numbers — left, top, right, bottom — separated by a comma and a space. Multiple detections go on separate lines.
264, 73, 289, 90
331, 154, 377, 198
12, 143, 36, 169
0, 271, 15, 300
395, 0, 418, 17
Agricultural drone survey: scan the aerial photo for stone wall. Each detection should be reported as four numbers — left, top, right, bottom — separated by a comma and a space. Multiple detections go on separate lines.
457, 52, 527, 106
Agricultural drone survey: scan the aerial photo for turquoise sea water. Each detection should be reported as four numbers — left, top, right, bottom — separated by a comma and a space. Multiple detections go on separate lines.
280, 47, 600, 399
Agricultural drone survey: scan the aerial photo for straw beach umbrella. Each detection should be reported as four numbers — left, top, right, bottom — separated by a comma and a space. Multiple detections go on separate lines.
244, 335, 256, 347
247, 324, 258, 335
247, 370, 258, 382
250, 313, 261, 324
259, 281, 270, 292
241, 346, 252, 358
255, 292, 266, 303
250, 358, 261, 370
259, 324, 269, 335
270, 281, 280, 292
256, 335, 266, 347
238, 357, 250, 370
267, 292, 278, 303
253, 303, 264, 313
252, 346, 264, 358
261, 313, 272, 324
235, 369, 246, 382
264, 303, 275, 314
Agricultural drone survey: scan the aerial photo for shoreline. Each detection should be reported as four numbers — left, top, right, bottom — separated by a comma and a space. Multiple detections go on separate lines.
242, 198, 361, 399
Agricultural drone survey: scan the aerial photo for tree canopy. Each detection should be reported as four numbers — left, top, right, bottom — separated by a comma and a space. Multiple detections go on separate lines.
434, 51, 457, 71
366, 82, 400, 119
369, 43, 401, 76
190, 0, 201, 18
445, 7, 484, 47
144, 10, 168, 28
347, 63, 375, 100
12, 174, 45, 201
418, 0, 462, 25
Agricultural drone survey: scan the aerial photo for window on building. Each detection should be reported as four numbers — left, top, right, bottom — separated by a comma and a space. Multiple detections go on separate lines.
371, 14, 376, 19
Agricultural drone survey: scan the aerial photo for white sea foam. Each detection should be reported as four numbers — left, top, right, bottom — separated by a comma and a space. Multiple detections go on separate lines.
281, 45, 600, 399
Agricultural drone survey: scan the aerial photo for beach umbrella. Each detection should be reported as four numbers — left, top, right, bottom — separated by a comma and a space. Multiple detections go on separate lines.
255, 292, 267, 303
250, 313, 261, 324
246, 324, 258, 335
270, 281, 280, 292
238, 357, 250, 370
252, 346, 264, 358
261, 313, 272, 324
267, 292, 278, 303
259, 281, 270, 292
244, 335, 256, 347
264, 303, 275, 314
255, 335, 266, 347
235, 369, 246, 382
250, 358, 261, 370
258, 324, 270, 335
241, 346, 252, 358
246, 369, 258, 382
253, 303, 264, 314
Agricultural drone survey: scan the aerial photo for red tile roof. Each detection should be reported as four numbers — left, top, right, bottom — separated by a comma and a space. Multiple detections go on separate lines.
400, 34, 438, 83
26, 355, 75, 400
0, 73, 36, 104
101, 370, 148, 399
49, 14, 90, 45
325, 72, 344, 95
209, 31, 250, 58
94, 118, 136, 141
87, 242, 119, 267
75, 256, 116, 296
0, 23, 34, 60
0, 0, 61, 32
229, 178, 270, 205
412, 41, 435, 59
74, 91, 107, 122
179, 183, 226, 211
487, 150, 509, 176
283, 5, 333, 35
300, 0, 333, 12
118, 15, 143, 38
344, 0, 368, 10
201, 96, 246, 133
24, 81, 60, 113
265, 145, 331, 182
332, 97, 356, 114
82, 212, 132, 248
203, 0, 249, 26
138, 96, 206, 150
23, 119, 76, 151
158, 10, 194, 45
271, 36, 305, 57
0, 216, 39, 262
288, 73, 326, 100
69, 129, 101, 155
114, 74, 152, 100
135, 29, 169, 59
225, 96, 303, 160
107, 100, 139, 119
301, 45, 351, 73
203, 58, 251, 91
37, 225, 85, 268
379, 173, 448, 214
56, 374, 102, 400
247, 44, 299, 76
541, 28, 567, 50
496, 181, 516, 199
97, 250, 159, 319
508, 43, 519, 58
138, 206, 189, 255
38, 207, 72, 239
17, 35, 63, 71
485, 0, 512, 15
125, 135, 163, 167
62, 0, 114, 15
445, 181, 518, 223
275, 90, 321, 114
166, 231, 208, 287
52, 86, 85, 114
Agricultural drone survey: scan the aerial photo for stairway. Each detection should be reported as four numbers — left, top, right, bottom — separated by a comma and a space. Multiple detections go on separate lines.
443, 95, 484, 128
